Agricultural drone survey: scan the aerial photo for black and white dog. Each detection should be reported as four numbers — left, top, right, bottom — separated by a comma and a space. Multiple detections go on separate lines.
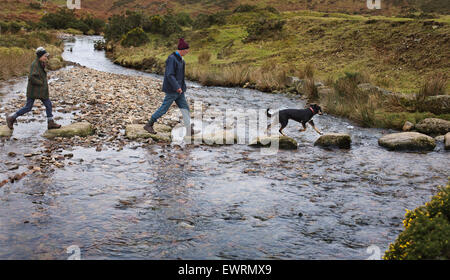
267, 104, 324, 136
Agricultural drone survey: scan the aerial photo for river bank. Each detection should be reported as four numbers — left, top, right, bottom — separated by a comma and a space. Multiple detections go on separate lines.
0, 36, 449, 260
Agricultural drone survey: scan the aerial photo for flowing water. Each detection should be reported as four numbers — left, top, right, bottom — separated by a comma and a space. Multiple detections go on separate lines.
0, 36, 448, 259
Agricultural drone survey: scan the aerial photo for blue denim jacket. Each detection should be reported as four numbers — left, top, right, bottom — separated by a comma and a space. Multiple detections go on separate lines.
162, 52, 186, 94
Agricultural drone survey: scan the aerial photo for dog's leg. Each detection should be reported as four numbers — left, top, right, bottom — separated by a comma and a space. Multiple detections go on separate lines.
279, 128, 287, 136
308, 120, 323, 135
299, 122, 307, 132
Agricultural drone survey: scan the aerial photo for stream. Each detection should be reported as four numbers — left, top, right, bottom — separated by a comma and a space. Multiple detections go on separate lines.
0, 35, 448, 259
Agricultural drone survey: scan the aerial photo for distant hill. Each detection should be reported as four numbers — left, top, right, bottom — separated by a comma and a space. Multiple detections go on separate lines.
1, 0, 449, 21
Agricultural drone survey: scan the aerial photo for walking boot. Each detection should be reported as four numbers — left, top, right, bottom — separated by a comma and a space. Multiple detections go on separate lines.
144, 121, 156, 134
6, 115, 16, 130
48, 119, 61, 130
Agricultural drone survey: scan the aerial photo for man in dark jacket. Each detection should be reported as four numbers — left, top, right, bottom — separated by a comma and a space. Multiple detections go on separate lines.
6, 47, 61, 130
144, 38, 196, 136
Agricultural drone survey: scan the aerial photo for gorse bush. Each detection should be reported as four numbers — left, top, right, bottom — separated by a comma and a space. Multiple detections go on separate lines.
121, 27, 149, 47
192, 12, 228, 29
105, 11, 183, 41
39, 8, 105, 34
233, 4, 258, 13
384, 183, 450, 260
40, 8, 78, 29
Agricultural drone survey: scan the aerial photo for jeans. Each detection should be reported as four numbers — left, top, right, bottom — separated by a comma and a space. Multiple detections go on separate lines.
150, 92, 190, 127
14, 98, 53, 119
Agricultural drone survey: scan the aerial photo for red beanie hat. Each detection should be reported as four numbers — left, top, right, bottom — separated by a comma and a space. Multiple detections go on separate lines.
178, 38, 189, 50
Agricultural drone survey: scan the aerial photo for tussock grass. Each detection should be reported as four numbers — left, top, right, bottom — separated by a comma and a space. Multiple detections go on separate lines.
415, 73, 448, 111
0, 47, 35, 80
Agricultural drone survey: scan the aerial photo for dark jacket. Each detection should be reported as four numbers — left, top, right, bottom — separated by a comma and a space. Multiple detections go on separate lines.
26, 58, 49, 100
162, 52, 186, 94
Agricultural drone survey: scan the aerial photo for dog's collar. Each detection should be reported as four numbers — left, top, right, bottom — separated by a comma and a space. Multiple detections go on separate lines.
309, 107, 315, 114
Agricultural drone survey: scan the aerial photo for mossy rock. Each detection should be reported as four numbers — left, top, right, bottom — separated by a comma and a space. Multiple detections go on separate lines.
415, 118, 450, 136
378, 132, 436, 151
249, 135, 298, 150
125, 124, 171, 142
314, 133, 351, 149
43, 122, 95, 138
0, 125, 13, 137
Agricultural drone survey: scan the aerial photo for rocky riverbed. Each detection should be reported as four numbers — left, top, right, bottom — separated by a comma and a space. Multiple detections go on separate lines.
0, 36, 448, 260
0, 66, 188, 175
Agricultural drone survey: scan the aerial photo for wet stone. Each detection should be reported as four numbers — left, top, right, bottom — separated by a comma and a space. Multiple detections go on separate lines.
187, 129, 238, 145
314, 133, 352, 149
415, 118, 450, 136
125, 124, 171, 142
378, 132, 436, 151
249, 135, 298, 150
0, 125, 12, 137
43, 122, 95, 139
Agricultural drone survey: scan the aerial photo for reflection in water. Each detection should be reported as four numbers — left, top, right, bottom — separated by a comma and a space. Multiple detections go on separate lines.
0, 36, 448, 259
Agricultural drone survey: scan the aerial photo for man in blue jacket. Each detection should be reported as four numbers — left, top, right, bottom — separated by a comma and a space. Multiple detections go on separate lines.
144, 38, 196, 136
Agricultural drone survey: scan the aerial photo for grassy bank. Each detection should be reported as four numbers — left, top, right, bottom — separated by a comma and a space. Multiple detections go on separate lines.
106, 9, 449, 129
0, 30, 65, 81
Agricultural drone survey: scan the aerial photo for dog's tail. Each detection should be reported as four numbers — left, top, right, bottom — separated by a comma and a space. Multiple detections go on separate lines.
266, 108, 272, 117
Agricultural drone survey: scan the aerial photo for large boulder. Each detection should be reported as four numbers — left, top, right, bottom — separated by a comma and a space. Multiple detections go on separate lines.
187, 129, 237, 145
378, 132, 436, 151
43, 122, 94, 138
415, 118, 450, 136
314, 133, 352, 149
249, 135, 298, 150
0, 125, 12, 137
445, 132, 450, 151
125, 124, 171, 142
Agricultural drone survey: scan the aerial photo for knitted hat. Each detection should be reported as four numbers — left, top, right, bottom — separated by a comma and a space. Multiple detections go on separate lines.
177, 38, 189, 50
36, 47, 49, 58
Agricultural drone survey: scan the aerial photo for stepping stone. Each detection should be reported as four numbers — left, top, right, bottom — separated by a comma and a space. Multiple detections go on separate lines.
249, 135, 298, 150
187, 129, 237, 145
43, 122, 94, 138
314, 133, 352, 149
0, 125, 12, 137
415, 118, 450, 136
378, 132, 436, 151
125, 124, 171, 142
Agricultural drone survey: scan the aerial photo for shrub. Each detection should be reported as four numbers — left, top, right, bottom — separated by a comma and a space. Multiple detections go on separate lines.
81, 15, 105, 34
40, 8, 77, 29
233, 4, 258, 13
384, 183, 450, 260
121, 27, 149, 47
175, 12, 193, 26
105, 14, 129, 41
244, 19, 286, 43
192, 12, 228, 29
0, 21, 8, 34
68, 20, 90, 34
29, 1, 42, 9
8, 22, 22, 34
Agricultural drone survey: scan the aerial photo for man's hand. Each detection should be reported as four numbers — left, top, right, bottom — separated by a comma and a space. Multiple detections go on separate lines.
177, 88, 182, 94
